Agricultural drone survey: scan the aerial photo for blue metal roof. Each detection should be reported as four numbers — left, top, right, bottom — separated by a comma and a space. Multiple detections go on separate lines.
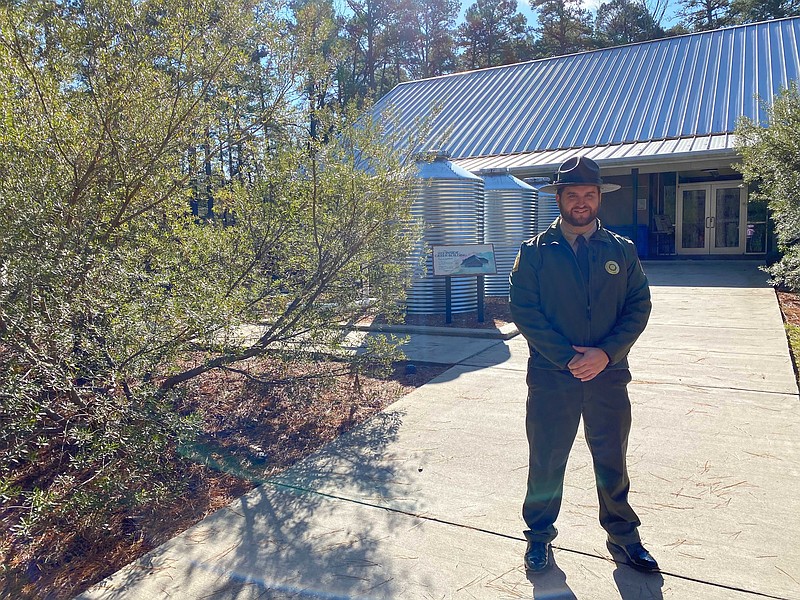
372, 18, 800, 167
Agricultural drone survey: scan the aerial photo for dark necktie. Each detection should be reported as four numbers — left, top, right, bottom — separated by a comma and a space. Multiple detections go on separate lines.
576, 234, 590, 283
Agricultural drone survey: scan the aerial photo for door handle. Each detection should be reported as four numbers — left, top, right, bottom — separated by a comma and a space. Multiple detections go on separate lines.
706, 216, 715, 228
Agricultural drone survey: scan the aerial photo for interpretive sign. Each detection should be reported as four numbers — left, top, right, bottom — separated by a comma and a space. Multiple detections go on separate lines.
432, 244, 497, 277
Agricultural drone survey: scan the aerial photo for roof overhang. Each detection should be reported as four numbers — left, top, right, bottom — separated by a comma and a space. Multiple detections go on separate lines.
454, 134, 741, 178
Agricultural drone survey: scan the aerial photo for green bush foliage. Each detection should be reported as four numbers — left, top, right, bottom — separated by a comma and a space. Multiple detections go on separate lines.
736, 82, 800, 290
0, 0, 418, 584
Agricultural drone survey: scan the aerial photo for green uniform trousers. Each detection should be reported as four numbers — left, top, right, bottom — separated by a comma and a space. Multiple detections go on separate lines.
523, 367, 641, 546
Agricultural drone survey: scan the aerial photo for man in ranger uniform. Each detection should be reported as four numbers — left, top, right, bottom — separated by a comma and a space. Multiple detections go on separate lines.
509, 155, 658, 573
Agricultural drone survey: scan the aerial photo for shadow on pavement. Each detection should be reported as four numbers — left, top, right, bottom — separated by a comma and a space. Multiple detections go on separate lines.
643, 260, 769, 288
527, 553, 579, 599
525, 549, 665, 600
81, 410, 427, 599
612, 565, 665, 600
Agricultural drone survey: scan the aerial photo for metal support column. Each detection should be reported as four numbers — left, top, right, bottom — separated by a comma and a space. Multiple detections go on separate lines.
631, 167, 640, 255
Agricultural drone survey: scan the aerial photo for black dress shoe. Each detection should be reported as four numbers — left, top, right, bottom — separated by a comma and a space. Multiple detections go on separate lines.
608, 541, 659, 572
524, 541, 551, 572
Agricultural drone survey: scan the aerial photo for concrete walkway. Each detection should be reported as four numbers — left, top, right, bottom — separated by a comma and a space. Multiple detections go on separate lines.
78, 261, 800, 600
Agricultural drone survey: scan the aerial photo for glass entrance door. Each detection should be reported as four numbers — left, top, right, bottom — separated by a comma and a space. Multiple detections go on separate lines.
678, 187, 708, 252
713, 186, 744, 251
677, 183, 745, 254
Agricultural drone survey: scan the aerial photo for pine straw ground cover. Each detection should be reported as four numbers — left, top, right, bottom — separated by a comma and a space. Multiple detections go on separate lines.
1, 299, 512, 599
777, 291, 800, 376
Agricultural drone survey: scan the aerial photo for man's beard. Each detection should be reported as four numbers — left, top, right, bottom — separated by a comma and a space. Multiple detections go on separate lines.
559, 206, 597, 228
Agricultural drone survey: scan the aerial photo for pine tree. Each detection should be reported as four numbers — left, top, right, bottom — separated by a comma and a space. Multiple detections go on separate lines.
532, 0, 595, 57
727, 0, 800, 24
595, 0, 665, 46
405, 0, 460, 78
678, 0, 730, 31
458, 0, 533, 70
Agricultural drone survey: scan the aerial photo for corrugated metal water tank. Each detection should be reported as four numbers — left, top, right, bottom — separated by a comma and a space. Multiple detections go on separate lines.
407, 154, 484, 314
479, 169, 536, 297
528, 181, 560, 233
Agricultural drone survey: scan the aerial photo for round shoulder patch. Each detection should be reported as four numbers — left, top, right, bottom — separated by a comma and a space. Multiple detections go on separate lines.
605, 260, 620, 275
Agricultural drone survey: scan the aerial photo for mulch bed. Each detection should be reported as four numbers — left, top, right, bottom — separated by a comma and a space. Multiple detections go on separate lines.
776, 291, 800, 376
777, 291, 800, 324
2, 357, 451, 600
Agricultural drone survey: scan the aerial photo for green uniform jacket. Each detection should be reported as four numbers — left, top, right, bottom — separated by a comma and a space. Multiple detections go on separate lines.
509, 218, 652, 373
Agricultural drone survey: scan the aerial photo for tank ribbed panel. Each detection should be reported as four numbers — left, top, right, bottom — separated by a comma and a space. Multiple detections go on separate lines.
407, 161, 485, 314
482, 173, 536, 297
535, 191, 560, 233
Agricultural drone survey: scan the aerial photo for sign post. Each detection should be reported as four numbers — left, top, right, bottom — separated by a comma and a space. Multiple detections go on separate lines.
431, 244, 497, 324
445, 276, 452, 324
477, 275, 485, 322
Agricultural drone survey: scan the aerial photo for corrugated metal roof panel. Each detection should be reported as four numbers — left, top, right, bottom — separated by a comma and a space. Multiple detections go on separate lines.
373, 18, 800, 162
453, 134, 738, 174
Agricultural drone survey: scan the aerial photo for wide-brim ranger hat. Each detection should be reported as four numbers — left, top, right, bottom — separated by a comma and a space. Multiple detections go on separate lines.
538, 155, 621, 194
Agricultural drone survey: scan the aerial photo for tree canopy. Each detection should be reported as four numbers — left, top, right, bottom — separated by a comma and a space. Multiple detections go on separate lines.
252, 0, 800, 107
595, 0, 665, 46
533, 0, 595, 56
727, 0, 800, 24
459, 0, 533, 68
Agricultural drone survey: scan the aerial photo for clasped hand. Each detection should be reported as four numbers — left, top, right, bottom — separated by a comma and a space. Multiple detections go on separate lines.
568, 346, 609, 381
